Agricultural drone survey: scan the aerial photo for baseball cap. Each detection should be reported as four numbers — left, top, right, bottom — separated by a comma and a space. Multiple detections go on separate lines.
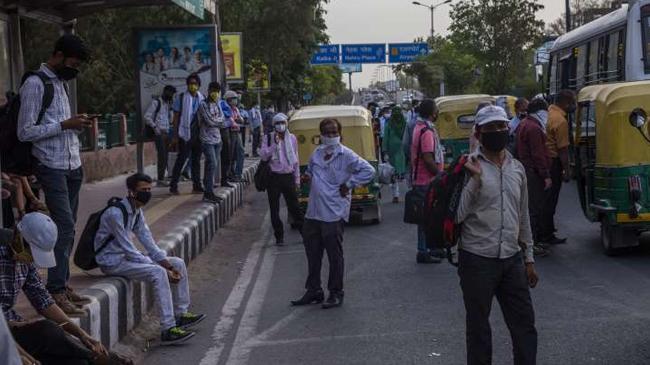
475, 105, 509, 127
272, 113, 288, 123
16, 212, 58, 268
224, 90, 238, 99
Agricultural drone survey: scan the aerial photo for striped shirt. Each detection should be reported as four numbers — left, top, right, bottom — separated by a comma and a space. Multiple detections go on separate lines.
17, 64, 80, 170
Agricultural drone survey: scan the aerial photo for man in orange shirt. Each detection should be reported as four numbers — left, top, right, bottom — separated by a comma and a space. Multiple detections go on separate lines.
542, 90, 576, 245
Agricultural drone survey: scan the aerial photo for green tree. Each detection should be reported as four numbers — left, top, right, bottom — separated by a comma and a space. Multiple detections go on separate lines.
449, 0, 545, 94
304, 65, 345, 104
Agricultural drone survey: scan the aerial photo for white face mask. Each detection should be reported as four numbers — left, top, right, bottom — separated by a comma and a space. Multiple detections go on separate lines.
321, 135, 341, 146
274, 124, 287, 133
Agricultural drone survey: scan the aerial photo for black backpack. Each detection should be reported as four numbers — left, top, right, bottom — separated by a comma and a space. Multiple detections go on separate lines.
73, 197, 139, 270
423, 155, 470, 265
254, 134, 273, 192
143, 97, 163, 140
0, 71, 55, 176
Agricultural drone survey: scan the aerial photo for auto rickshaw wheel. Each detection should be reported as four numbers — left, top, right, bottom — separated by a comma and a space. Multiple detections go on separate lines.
600, 218, 637, 256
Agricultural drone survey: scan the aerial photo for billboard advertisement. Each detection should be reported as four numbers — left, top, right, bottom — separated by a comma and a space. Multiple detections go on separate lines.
247, 60, 270, 91
221, 32, 243, 81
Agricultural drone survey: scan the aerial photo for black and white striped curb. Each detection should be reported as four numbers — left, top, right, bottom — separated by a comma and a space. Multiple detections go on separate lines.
75, 162, 258, 348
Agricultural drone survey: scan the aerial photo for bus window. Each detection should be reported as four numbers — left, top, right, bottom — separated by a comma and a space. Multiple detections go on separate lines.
605, 32, 620, 81
550, 55, 558, 95
587, 39, 600, 83
642, 5, 650, 74
575, 45, 587, 88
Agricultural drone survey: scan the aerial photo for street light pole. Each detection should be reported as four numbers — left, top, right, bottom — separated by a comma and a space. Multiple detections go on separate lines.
412, 0, 451, 38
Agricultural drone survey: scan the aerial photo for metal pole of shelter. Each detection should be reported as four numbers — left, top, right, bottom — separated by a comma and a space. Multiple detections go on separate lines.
565, 0, 572, 32
430, 6, 435, 39
348, 72, 353, 94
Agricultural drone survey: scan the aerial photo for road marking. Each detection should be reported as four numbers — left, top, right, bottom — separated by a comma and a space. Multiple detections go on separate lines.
198, 212, 271, 365
248, 330, 437, 348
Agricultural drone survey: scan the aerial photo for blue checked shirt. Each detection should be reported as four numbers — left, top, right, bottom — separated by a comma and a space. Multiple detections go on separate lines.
17, 64, 80, 170
94, 198, 168, 268
0, 244, 55, 322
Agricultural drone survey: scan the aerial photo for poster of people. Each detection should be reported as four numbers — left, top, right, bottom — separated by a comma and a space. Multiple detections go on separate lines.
246, 60, 270, 91
220, 33, 243, 81
135, 26, 217, 120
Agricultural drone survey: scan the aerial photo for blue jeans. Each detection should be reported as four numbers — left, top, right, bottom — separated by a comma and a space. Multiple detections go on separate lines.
202, 142, 222, 196
230, 131, 245, 177
36, 164, 83, 294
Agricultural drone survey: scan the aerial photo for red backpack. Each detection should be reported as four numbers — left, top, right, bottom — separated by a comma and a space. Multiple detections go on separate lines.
423, 155, 470, 265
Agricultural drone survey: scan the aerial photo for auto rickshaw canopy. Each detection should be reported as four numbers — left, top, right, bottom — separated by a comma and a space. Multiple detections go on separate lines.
576, 80, 650, 167
289, 105, 376, 166
435, 94, 495, 140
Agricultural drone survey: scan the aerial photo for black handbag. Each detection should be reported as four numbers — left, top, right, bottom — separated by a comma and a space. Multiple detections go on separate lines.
403, 126, 432, 224
254, 134, 273, 192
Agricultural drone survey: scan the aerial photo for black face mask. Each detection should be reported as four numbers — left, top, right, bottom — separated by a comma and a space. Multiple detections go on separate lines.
57, 66, 79, 81
518, 113, 527, 119
134, 191, 152, 205
566, 104, 577, 113
481, 130, 509, 152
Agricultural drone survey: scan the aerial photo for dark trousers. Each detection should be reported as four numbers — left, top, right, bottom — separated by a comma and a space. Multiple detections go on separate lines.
154, 133, 169, 181
302, 219, 345, 292
267, 173, 304, 240
220, 128, 232, 184
252, 127, 261, 155
541, 158, 563, 240
525, 170, 546, 243
36, 164, 83, 294
458, 250, 537, 365
170, 137, 202, 189
11, 320, 93, 365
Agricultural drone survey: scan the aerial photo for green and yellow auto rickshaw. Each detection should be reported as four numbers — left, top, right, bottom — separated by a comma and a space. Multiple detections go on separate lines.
574, 80, 650, 254
435, 94, 496, 165
289, 105, 381, 224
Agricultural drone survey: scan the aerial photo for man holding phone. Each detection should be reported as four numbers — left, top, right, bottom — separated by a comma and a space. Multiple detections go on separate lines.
17, 34, 94, 314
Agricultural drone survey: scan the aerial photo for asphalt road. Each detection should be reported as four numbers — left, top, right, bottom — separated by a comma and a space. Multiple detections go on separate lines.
142, 182, 650, 365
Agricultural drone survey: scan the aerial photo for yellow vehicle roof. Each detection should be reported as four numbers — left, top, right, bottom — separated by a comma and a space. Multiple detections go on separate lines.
289, 105, 376, 165
576, 80, 650, 166
435, 95, 496, 139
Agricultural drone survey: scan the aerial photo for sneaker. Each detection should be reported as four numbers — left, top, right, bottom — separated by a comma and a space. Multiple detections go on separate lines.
169, 187, 180, 195
176, 312, 206, 330
540, 235, 567, 245
202, 194, 222, 204
52, 293, 85, 316
416, 252, 441, 264
221, 181, 235, 188
156, 180, 170, 188
533, 245, 550, 257
66, 286, 91, 305
192, 186, 205, 194
161, 326, 195, 345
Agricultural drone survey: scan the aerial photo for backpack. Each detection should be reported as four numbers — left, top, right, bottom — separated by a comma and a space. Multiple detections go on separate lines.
422, 155, 470, 265
254, 134, 273, 192
143, 97, 162, 139
0, 71, 55, 176
73, 197, 140, 270
403, 125, 433, 224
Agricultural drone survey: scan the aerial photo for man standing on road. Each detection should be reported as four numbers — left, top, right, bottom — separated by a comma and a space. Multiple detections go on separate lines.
259, 113, 304, 245
410, 99, 444, 264
457, 105, 539, 365
250, 103, 263, 157
144, 85, 176, 187
507, 97, 529, 155
542, 90, 576, 245
291, 118, 375, 309
198, 82, 225, 204
220, 91, 245, 182
17, 34, 93, 314
169, 73, 205, 195
517, 98, 552, 257
95, 173, 205, 345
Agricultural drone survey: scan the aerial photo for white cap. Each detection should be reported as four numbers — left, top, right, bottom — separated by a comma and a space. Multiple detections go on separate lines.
17, 212, 58, 269
224, 90, 238, 99
475, 105, 509, 127
272, 113, 288, 123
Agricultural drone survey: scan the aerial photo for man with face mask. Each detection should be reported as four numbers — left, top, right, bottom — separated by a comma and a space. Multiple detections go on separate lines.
95, 173, 205, 345
1, 212, 135, 364
517, 98, 553, 257
198, 82, 225, 204
219, 91, 243, 184
145, 85, 176, 186
291, 119, 375, 309
259, 113, 304, 244
541, 90, 576, 245
457, 105, 538, 365
17, 34, 93, 314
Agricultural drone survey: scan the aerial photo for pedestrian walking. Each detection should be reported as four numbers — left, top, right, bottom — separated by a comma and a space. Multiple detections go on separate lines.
517, 98, 552, 257
541, 90, 576, 245
169, 73, 205, 195
198, 82, 225, 204
382, 106, 407, 203
457, 105, 539, 365
291, 118, 375, 309
17, 34, 93, 314
95, 173, 205, 345
144, 85, 176, 186
259, 113, 304, 245
250, 103, 263, 157
410, 99, 445, 264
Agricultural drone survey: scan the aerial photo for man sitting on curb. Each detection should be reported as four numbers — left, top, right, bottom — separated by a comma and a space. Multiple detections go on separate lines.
1, 212, 132, 364
95, 173, 205, 345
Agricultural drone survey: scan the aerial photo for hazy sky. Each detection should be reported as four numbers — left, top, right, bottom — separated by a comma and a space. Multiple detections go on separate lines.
323, 0, 565, 89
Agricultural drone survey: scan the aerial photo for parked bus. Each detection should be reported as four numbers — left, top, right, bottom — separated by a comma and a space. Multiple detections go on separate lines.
548, 0, 650, 96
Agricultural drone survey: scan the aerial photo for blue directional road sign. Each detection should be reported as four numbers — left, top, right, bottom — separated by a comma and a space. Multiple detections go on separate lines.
311, 44, 340, 65
338, 64, 362, 73
388, 43, 429, 63
341, 44, 386, 64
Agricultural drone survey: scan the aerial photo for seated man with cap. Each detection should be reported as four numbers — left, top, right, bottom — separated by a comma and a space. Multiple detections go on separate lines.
0, 212, 132, 365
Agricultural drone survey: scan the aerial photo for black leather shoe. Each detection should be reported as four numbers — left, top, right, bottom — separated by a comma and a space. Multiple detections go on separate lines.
322, 292, 344, 309
540, 235, 567, 245
221, 181, 235, 188
417, 252, 441, 264
291, 290, 324, 306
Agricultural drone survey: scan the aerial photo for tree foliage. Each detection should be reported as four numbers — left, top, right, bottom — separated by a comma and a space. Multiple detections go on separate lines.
448, 0, 545, 94
304, 65, 346, 104
546, 0, 617, 36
